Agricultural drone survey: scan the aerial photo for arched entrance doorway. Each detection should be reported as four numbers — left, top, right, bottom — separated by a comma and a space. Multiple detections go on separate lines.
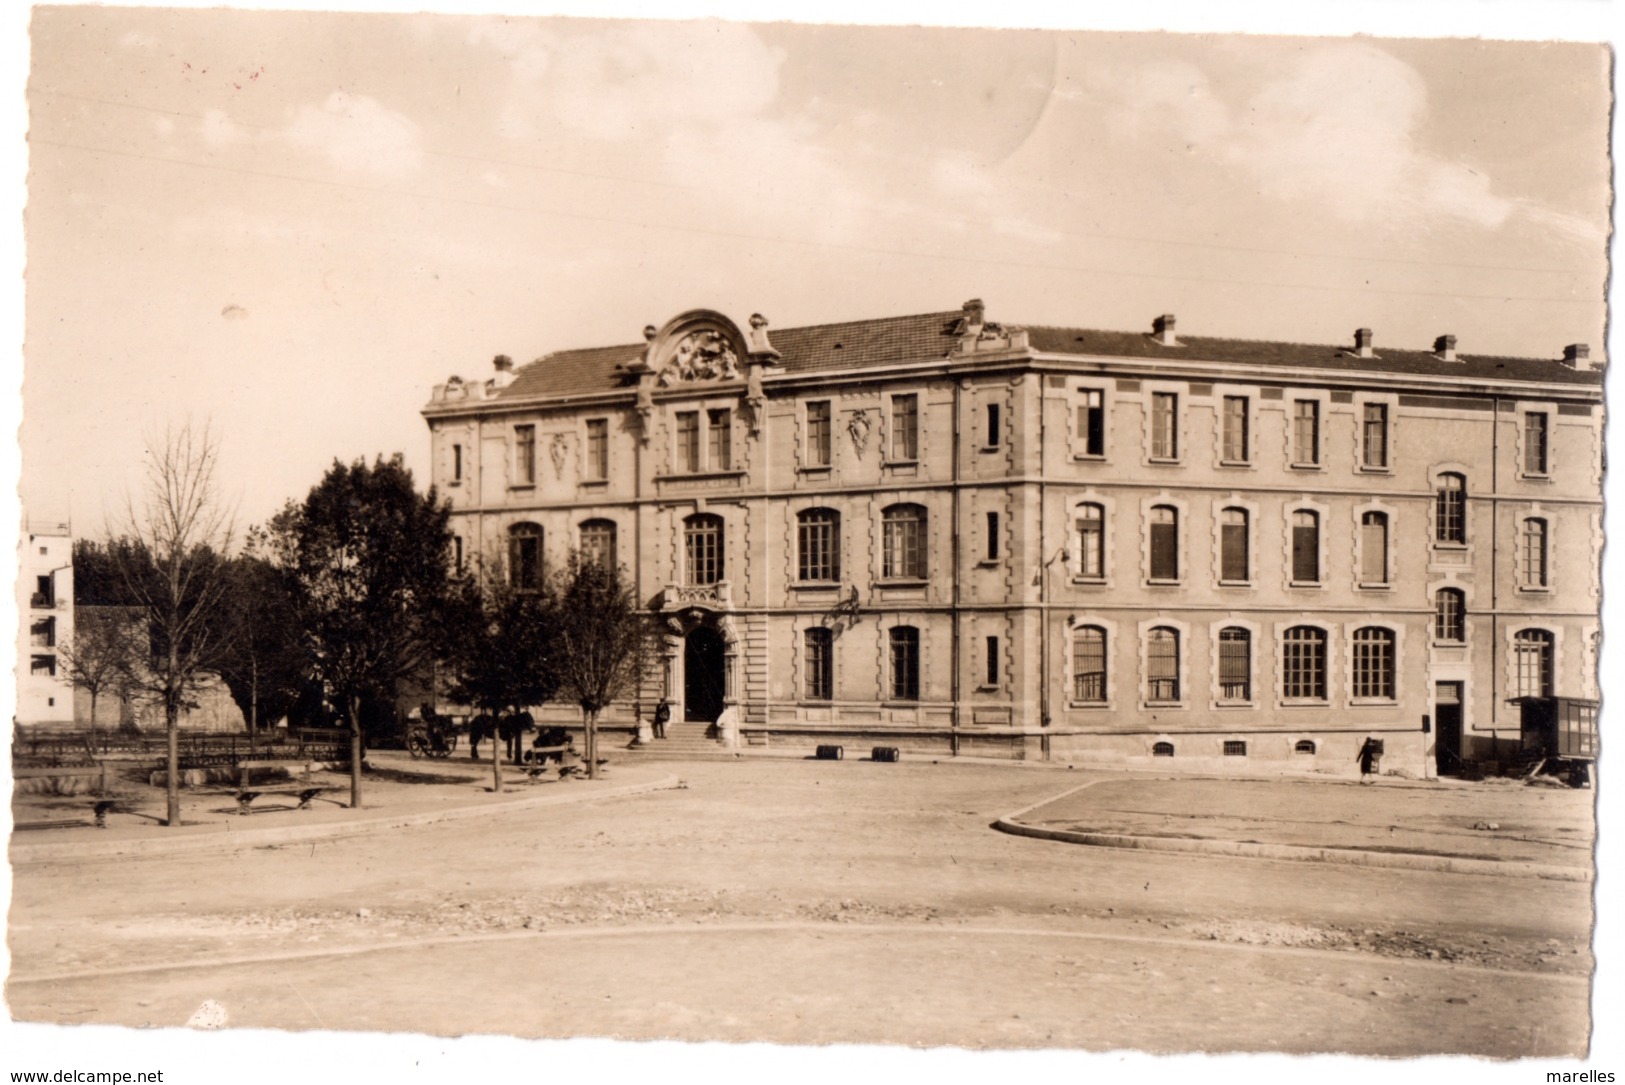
683, 625, 727, 723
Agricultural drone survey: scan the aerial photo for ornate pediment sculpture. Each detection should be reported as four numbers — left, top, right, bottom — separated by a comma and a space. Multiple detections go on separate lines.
657, 328, 741, 387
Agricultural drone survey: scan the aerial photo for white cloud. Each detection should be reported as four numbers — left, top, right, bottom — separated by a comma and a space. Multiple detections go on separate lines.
284, 92, 424, 180
200, 109, 245, 148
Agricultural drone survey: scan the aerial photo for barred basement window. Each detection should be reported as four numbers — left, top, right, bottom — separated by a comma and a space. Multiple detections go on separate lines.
1435, 473, 1466, 544
1077, 503, 1105, 579
1282, 625, 1327, 700
1152, 741, 1175, 757
1072, 626, 1107, 702
1223, 740, 1247, 756
1435, 589, 1466, 642
797, 508, 841, 582
1146, 627, 1180, 702
804, 627, 833, 701
1351, 627, 1396, 699
1217, 627, 1251, 700
1294, 739, 1317, 755
891, 394, 918, 460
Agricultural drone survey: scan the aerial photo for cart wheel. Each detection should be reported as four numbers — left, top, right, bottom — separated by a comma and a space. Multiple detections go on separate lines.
407, 735, 428, 759
446, 733, 458, 754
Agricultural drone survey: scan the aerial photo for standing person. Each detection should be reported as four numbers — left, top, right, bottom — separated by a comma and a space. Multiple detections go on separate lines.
1356, 737, 1382, 782
653, 698, 671, 740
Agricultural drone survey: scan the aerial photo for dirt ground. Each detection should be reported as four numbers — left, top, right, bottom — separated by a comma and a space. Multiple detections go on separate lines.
6, 758, 1599, 1059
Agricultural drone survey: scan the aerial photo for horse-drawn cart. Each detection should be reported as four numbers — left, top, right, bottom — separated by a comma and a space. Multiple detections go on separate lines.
404, 706, 460, 759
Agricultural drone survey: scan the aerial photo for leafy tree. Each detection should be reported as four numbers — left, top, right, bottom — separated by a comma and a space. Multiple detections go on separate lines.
215, 534, 309, 734
55, 607, 144, 749
109, 422, 237, 827
446, 566, 560, 793
272, 454, 456, 809
547, 555, 657, 780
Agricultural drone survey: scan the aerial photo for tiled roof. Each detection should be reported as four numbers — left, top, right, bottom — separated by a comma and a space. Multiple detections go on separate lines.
493, 309, 1602, 402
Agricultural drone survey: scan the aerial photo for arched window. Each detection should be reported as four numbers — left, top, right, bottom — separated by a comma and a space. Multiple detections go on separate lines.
1520, 518, 1549, 588
1513, 629, 1554, 698
797, 508, 841, 582
1220, 508, 1249, 583
1072, 625, 1107, 703
1435, 473, 1466, 544
579, 519, 617, 573
1294, 739, 1317, 755
881, 504, 927, 579
1151, 741, 1175, 757
889, 626, 920, 701
1282, 626, 1327, 700
1217, 627, 1251, 700
1352, 627, 1396, 700
1435, 589, 1466, 642
804, 627, 833, 701
1149, 506, 1179, 581
1145, 627, 1180, 701
508, 522, 543, 591
1360, 511, 1389, 585
1290, 511, 1320, 583
684, 514, 725, 586
1076, 503, 1105, 579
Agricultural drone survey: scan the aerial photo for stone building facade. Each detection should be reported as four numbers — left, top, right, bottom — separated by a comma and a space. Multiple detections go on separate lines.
421, 300, 1604, 777
16, 520, 76, 726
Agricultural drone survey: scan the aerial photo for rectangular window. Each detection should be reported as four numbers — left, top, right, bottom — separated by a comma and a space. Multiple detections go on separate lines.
1146, 630, 1179, 701
31, 654, 56, 677
1352, 630, 1396, 700
804, 628, 833, 701
514, 424, 536, 485
889, 627, 920, 701
891, 394, 918, 461
1218, 629, 1251, 700
685, 517, 724, 586
707, 409, 732, 470
1078, 390, 1105, 456
797, 510, 839, 582
452, 442, 464, 483
1072, 628, 1106, 702
1223, 740, 1248, 757
1360, 512, 1389, 585
1525, 412, 1550, 475
1282, 628, 1327, 700
1361, 403, 1389, 469
986, 511, 1000, 560
676, 411, 700, 473
585, 419, 609, 480
1149, 507, 1179, 581
1220, 510, 1248, 583
1435, 591, 1465, 642
1221, 396, 1249, 462
580, 521, 617, 573
29, 617, 55, 648
1151, 392, 1179, 459
1292, 400, 1320, 466
33, 575, 53, 608
1077, 505, 1105, 579
1520, 519, 1549, 588
882, 506, 927, 579
1435, 475, 1467, 544
985, 635, 1000, 686
806, 401, 832, 467
453, 536, 464, 572
985, 403, 1002, 448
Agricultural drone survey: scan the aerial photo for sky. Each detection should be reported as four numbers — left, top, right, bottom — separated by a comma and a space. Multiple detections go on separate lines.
13, 6, 1614, 533
3, 3, 1621, 1083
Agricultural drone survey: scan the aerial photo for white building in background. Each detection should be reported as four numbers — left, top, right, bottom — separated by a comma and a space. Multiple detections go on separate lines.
16, 520, 75, 726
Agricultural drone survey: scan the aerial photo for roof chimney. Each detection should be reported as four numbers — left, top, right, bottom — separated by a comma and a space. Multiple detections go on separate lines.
1152, 313, 1178, 347
1434, 334, 1458, 363
491, 353, 515, 389
1561, 343, 1590, 368
961, 298, 985, 328
1353, 328, 1375, 359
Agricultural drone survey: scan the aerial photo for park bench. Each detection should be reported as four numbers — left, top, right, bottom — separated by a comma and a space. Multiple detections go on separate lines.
233, 787, 327, 815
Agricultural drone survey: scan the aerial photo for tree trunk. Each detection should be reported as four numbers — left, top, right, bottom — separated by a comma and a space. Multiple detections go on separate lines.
490, 712, 503, 793
88, 690, 99, 756
165, 697, 180, 827
349, 695, 364, 809
585, 708, 598, 780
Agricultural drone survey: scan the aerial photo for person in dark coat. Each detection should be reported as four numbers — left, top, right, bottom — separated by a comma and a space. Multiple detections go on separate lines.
653, 698, 671, 740
1356, 737, 1382, 782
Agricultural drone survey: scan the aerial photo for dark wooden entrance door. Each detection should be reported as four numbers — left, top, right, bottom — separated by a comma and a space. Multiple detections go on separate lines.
684, 626, 726, 723
1435, 682, 1464, 776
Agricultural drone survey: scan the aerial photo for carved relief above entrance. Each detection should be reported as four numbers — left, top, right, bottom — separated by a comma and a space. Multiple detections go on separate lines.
657, 328, 741, 386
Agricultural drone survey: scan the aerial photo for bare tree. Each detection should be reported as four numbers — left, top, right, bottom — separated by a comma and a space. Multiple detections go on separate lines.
548, 555, 657, 780
54, 606, 143, 751
111, 422, 236, 827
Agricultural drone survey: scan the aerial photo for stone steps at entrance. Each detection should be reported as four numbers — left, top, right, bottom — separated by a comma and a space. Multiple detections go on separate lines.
622, 721, 729, 760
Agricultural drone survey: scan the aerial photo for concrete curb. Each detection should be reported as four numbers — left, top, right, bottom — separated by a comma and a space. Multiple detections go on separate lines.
9, 773, 683, 863
994, 778, 1593, 883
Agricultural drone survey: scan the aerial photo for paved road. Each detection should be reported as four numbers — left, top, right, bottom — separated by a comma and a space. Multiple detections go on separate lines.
7, 760, 1595, 1055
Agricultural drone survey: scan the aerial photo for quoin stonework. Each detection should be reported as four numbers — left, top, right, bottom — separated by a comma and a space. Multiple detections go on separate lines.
421, 299, 1603, 778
